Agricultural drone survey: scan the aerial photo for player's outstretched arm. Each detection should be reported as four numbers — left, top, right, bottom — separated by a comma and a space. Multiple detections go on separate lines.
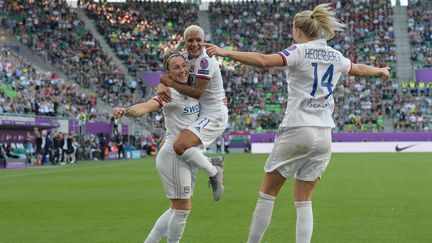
203, 43, 284, 68
160, 75, 207, 99
349, 64, 390, 80
112, 99, 161, 119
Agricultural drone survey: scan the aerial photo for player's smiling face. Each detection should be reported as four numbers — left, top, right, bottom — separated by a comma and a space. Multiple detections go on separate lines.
167, 56, 188, 84
185, 32, 203, 59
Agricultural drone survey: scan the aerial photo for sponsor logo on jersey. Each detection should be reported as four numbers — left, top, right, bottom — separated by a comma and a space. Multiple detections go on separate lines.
301, 98, 333, 110
183, 104, 200, 115
395, 144, 416, 152
197, 69, 209, 75
189, 66, 195, 73
200, 58, 209, 69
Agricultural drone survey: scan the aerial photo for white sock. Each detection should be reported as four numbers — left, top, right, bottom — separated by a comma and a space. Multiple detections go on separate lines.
144, 208, 173, 243
167, 209, 190, 243
247, 192, 276, 243
179, 147, 217, 177
295, 201, 313, 243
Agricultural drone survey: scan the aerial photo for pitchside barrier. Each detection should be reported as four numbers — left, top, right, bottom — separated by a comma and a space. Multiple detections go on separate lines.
251, 132, 432, 153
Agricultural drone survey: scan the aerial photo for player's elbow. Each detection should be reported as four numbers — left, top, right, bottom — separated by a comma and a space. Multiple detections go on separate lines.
256, 55, 269, 68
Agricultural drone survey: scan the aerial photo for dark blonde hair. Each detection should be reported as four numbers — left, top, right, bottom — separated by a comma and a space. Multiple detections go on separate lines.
163, 49, 184, 71
293, 3, 346, 40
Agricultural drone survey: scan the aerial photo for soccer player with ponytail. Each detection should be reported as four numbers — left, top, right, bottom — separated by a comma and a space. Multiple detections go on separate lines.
204, 4, 390, 243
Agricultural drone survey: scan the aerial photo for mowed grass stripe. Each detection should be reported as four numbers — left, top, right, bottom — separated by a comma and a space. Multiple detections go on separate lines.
0, 153, 431, 242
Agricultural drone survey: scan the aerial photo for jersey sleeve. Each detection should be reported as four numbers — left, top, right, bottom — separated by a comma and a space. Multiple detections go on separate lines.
194, 57, 214, 80
152, 96, 164, 107
341, 56, 352, 75
277, 45, 301, 67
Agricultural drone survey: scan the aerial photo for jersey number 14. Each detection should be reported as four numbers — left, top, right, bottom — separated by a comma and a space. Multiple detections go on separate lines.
310, 63, 334, 99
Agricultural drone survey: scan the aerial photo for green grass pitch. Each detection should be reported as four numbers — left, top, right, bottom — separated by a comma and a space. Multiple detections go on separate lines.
1, 153, 432, 243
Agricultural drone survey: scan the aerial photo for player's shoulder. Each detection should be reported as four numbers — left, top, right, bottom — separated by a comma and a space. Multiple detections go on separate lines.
196, 55, 215, 70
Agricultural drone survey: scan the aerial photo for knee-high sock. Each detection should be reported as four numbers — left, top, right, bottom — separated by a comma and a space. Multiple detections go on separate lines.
144, 208, 173, 243
167, 209, 190, 243
247, 192, 276, 243
179, 147, 216, 177
295, 201, 313, 243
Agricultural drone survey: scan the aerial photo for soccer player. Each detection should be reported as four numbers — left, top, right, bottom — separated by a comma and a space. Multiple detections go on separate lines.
113, 51, 221, 243
204, 4, 390, 243
157, 25, 228, 201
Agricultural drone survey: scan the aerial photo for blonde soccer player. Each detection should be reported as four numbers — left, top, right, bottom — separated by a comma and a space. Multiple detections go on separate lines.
113, 51, 222, 243
204, 4, 390, 243
157, 25, 227, 201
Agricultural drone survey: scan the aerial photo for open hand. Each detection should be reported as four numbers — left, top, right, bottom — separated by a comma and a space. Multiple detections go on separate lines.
202, 43, 229, 58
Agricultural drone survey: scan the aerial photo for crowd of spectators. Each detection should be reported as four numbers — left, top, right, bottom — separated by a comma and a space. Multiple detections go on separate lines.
1, 0, 430, 134
407, 0, 432, 68
0, 48, 105, 119
84, 0, 198, 72
1, 0, 139, 109
209, 0, 397, 132
1, 129, 162, 165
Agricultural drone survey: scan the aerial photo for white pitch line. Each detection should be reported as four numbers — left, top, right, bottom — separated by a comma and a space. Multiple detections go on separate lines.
0, 161, 142, 179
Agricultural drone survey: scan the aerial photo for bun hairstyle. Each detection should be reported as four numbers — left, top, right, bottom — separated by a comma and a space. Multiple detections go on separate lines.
293, 3, 346, 40
163, 49, 184, 71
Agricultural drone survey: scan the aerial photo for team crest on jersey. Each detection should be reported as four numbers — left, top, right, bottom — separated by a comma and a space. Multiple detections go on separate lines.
200, 58, 209, 69
183, 186, 190, 195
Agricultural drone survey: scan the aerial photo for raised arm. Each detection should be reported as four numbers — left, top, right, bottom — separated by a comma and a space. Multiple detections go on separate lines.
203, 43, 284, 68
112, 99, 161, 119
349, 64, 390, 80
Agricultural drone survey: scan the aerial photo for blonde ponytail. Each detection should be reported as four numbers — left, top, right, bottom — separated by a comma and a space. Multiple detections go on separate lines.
293, 3, 346, 40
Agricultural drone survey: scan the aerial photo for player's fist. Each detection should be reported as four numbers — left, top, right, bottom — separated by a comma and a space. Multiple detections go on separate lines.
112, 108, 126, 119
380, 66, 391, 80
202, 43, 228, 58
157, 83, 172, 103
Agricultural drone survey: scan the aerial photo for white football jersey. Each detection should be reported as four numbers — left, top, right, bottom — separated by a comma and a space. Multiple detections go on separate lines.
182, 49, 226, 115
277, 39, 351, 128
154, 88, 200, 144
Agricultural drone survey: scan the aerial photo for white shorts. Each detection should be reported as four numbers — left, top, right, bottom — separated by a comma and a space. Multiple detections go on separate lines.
187, 109, 228, 148
264, 126, 332, 181
156, 143, 197, 199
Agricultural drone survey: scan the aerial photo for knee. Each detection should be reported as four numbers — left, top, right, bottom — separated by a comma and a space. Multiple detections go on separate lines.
173, 141, 189, 155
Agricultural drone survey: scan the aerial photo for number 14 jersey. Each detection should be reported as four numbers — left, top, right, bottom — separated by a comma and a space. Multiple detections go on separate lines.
277, 38, 352, 128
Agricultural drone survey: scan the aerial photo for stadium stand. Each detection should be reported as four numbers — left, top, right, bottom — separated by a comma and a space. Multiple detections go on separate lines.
0, 0, 430, 144
209, 0, 397, 132
407, 0, 432, 68
84, 0, 198, 73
